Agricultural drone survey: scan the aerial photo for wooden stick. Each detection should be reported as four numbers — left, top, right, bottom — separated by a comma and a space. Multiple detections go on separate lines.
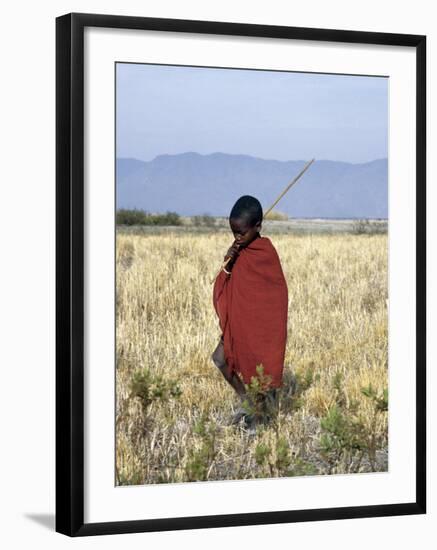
263, 158, 315, 217
210, 158, 315, 284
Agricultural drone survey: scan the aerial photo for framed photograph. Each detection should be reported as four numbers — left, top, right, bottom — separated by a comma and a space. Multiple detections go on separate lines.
56, 12, 426, 536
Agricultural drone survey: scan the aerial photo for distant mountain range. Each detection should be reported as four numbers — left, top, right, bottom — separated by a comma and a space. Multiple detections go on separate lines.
116, 153, 388, 219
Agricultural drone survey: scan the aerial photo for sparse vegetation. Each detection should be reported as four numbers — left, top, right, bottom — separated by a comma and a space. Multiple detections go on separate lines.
191, 214, 216, 227
116, 208, 182, 226
116, 231, 388, 484
352, 219, 387, 235
265, 209, 288, 221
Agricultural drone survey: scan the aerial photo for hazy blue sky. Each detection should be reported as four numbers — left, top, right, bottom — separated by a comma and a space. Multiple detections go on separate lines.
116, 63, 388, 164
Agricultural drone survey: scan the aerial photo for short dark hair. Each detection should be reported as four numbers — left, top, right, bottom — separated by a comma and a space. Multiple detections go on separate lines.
229, 195, 263, 226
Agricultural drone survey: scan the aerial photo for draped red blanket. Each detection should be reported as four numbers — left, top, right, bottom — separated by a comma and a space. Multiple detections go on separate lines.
213, 236, 288, 388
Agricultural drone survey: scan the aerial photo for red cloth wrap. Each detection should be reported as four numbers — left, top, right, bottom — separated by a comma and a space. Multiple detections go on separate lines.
213, 236, 288, 388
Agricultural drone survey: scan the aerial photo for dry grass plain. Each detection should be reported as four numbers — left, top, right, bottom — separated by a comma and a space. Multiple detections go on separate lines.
116, 229, 388, 485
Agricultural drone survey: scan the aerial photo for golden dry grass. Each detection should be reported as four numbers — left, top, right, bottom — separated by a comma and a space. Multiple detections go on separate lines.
115, 230, 388, 485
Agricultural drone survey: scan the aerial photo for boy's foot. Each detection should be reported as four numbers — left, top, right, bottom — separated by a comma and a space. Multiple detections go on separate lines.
229, 394, 256, 426
242, 414, 258, 436
229, 406, 247, 425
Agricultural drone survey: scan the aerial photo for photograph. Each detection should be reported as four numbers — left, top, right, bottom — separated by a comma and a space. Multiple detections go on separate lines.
1, 0, 432, 546
114, 62, 389, 486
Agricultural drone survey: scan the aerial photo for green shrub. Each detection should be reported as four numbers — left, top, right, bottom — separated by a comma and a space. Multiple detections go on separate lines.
266, 210, 288, 221
255, 442, 271, 466
361, 384, 388, 412
157, 211, 181, 226
275, 436, 292, 472
185, 415, 217, 481
319, 383, 388, 472
129, 368, 182, 413
319, 405, 366, 457
116, 208, 148, 225
192, 214, 216, 227
351, 219, 388, 235
116, 208, 182, 226
242, 364, 273, 418
255, 437, 316, 477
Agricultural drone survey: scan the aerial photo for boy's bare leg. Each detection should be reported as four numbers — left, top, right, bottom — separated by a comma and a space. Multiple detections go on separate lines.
211, 337, 246, 398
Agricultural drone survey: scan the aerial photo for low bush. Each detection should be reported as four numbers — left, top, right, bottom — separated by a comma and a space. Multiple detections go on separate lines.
266, 210, 288, 221
192, 214, 216, 227
116, 208, 182, 226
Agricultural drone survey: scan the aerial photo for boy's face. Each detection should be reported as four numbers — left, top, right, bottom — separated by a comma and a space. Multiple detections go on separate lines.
229, 216, 261, 248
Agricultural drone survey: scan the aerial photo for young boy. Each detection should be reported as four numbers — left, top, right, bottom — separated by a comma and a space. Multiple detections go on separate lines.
212, 195, 288, 433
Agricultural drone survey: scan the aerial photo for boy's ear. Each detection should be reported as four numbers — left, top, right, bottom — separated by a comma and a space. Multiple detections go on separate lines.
255, 221, 262, 231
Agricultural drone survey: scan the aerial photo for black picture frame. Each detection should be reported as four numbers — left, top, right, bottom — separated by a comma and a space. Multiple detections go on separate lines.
56, 12, 426, 537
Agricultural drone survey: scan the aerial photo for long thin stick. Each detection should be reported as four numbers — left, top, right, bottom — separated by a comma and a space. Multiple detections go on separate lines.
263, 158, 315, 217
210, 158, 315, 284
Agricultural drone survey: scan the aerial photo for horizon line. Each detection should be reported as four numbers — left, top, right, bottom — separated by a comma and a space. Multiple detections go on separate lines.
117, 152, 388, 166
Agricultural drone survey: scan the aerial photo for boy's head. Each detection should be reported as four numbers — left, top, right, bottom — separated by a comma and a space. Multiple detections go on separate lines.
229, 195, 263, 248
